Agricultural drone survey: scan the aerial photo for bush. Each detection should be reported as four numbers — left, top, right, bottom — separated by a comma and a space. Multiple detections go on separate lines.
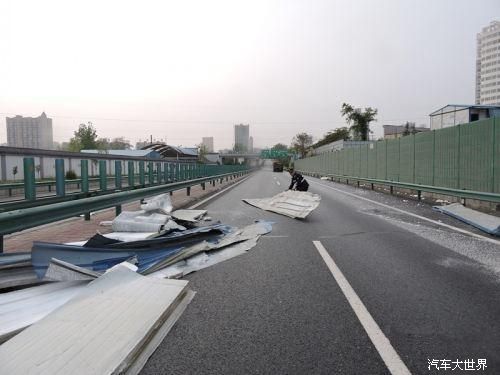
65, 170, 78, 180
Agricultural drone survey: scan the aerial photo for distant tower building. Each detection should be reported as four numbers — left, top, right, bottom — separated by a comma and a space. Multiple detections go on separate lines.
202, 137, 214, 152
6, 112, 53, 149
248, 136, 253, 152
476, 20, 500, 105
234, 124, 249, 151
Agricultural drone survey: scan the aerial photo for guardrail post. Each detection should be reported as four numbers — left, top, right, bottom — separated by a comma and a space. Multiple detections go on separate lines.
115, 161, 122, 189
139, 161, 145, 186
81, 160, 89, 193
115, 205, 122, 216
202, 182, 206, 190
55, 159, 65, 197
128, 162, 135, 188
24, 157, 36, 201
148, 162, 154, 186
99, 160, 107, 191
390, 185, 394, 194
187, 186, 191, 196
417, 190, 421, 200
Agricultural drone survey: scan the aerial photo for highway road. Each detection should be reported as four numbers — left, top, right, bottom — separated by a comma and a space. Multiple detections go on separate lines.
141, 167, 500, 375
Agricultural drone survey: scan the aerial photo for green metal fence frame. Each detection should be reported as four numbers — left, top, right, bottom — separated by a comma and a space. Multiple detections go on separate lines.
295, 118, 500, 202
0, 168, 252, 251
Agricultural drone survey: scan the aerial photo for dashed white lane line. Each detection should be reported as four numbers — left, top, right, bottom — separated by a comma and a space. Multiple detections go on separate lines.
276, 180, 281, 186
188, 176, 251, 209
310, 180, 500, 246
312, 240, 412, 375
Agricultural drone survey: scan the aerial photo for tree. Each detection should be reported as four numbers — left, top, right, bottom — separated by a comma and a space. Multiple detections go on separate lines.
291, 132, 313, 158
197, 144, 208, 162
272, 143, 288, 151
313, 127, 350, 148
108, 137, 132, 150
68, 122, 99, 151
341, 103, 378, 141
12, 166, 18, 180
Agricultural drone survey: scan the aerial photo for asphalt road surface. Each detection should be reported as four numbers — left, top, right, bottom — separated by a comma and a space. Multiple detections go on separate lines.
141, 167, 500, 375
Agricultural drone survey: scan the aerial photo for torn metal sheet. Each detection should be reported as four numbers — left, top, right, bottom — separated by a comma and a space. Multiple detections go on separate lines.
0, 253, 32, 270
140, 193, 173, 214
97, 224, 232, 250
45, 258, 101, 281
171, 209, 207, 222
64, 241, 87, 246
31, 242, 183, 278
150, 237, 259, 279
103, 231, 160, 242
433, 203, 500, 236
112, 211, 170, 232
243, 190, 321, 219
0, 280, 88, 344
0, 266, 44, 290
146, 221, 273, 276
0, 263, 193, 375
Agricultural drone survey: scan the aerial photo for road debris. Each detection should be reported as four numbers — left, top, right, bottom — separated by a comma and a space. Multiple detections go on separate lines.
243, 190, 321, 219
433, 203, 500, 236
0, 263, 194, 375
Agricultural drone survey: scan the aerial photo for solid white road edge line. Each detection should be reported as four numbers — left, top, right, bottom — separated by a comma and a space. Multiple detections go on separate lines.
188, 176, 251, 209
312, 240, 412, 375
310, 180, 500, 246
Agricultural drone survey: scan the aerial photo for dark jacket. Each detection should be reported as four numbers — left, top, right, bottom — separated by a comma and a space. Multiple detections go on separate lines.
288, 172, 309, 191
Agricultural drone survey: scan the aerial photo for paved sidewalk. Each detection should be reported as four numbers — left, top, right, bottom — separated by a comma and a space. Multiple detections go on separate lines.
4, 175, 247, 253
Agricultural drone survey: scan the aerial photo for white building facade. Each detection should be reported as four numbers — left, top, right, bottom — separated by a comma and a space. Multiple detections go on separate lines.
201, 137, 214, 152
6, 112, 53, 149
476, 20, 500, 105
234, 124, 250, 151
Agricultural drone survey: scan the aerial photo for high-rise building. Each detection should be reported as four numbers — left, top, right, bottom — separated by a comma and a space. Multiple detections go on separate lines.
248, 136, 253, 152
6, 112, 53, 149
201, 137, 214, 152
234, 124, 249, 151
476, 20, 500, 105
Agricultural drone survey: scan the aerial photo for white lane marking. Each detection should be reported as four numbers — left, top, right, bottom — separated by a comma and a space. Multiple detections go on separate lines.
312, 241, 412, 375
276, 181, 281, 186
188, 176, 251, 209
261, 235, 289, 238
310, 180, 500, 246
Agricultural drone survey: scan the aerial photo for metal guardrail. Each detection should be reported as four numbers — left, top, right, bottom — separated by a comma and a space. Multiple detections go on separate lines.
0, 169, 252, 251
0, 176, 136, 197
298, 171, 500, 204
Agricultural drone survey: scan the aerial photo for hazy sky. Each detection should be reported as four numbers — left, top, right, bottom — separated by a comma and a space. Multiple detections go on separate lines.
0, 0, 499, 150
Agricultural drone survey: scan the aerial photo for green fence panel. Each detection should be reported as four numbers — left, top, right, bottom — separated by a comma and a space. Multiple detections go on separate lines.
434, 126, 459, 188
459, 119, 494, 192
353, 147, 361, 177
414, 131, 434, 185
336, 151, 343, 175
399, 135, 414, 183
367, 143, 377, 179
360, 145, 368, 178
386, 139, 400, 181
376, 140, 386, 180
494, 118, 500, 193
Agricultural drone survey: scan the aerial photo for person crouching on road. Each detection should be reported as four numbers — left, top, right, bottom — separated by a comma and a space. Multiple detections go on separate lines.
288, 168, 309, 191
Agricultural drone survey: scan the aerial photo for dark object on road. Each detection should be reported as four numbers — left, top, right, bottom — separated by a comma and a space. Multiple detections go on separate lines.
273, 161, 283, 172
288, 169, 309, 191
